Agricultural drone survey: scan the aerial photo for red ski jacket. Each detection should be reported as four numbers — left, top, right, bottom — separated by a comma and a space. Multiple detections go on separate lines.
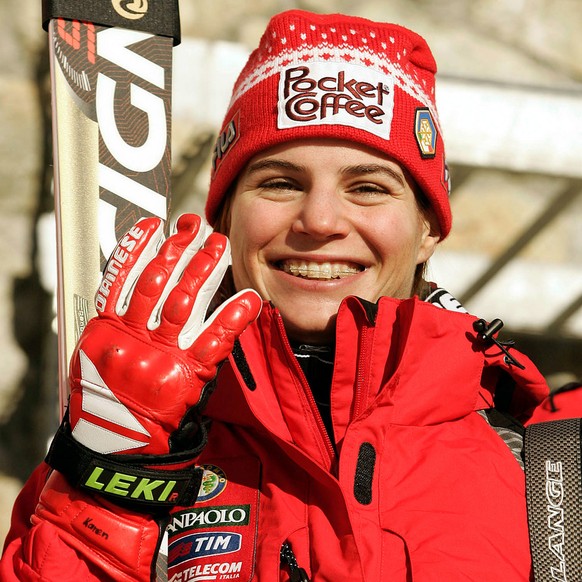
1, 295, 558, 581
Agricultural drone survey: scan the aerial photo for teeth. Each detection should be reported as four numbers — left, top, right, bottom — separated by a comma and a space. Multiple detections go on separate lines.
280, 260, 361, 279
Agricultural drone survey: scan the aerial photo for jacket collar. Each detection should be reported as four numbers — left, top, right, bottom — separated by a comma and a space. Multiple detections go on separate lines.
205, 296, 548, 439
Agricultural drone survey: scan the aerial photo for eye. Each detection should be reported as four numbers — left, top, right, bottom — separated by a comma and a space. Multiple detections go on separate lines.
352, 182, 388, 194
257, 177, 305, 201
348, 181, 394, 202
260, 178, 301, 191
343, 165, 408, 202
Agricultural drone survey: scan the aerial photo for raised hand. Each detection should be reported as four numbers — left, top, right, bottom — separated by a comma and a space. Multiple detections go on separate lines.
68, 213, 262, 457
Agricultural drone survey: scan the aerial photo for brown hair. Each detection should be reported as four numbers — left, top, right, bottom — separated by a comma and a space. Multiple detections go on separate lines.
412, 187, 439, 298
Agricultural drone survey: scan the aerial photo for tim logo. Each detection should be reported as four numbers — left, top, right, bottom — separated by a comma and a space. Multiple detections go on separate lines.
168, 532, 242, 567
278, 61, 394, 139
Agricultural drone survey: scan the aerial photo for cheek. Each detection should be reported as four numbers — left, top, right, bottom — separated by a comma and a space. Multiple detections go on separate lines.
228, 200, 259, 253
229, 231, 256, 291
366, 218, 422, 264
227, 201, 275, 292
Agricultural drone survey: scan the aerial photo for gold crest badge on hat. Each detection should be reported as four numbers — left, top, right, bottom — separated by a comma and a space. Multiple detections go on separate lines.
414, 108, 437, 158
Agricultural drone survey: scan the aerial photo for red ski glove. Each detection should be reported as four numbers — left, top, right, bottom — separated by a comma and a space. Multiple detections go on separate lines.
46, 213, 261, 511
70, 213, 260, 455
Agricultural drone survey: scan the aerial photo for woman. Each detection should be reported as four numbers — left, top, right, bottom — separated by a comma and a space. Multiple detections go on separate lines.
0, 9, 561, 582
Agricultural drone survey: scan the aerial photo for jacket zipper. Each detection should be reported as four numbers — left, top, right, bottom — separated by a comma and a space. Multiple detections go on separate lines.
274, 313, 337, 465
353, 325, 372, 420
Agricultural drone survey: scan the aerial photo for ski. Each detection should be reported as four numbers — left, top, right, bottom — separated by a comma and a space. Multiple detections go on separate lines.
42, 0, 180, 419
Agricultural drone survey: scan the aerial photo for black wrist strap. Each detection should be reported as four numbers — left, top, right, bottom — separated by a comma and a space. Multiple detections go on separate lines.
524, 418, 582, 581
46, 415, 203, 513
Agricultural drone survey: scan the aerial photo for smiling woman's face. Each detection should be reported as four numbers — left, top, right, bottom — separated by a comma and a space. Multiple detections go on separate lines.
226, 138, 440, 343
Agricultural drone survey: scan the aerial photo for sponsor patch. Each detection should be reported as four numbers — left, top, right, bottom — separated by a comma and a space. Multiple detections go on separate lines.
277, 61, 394, 139
196, 464, 228, 502
414, 107, 437, 158
169, 532, 242, 565
168, 505, 251, 535
211, 110, 240, 174
168, 457, 260, 582
169, 560, 243, 582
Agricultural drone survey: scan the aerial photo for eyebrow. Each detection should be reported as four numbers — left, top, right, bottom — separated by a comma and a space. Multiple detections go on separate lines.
245, 159, 306, 175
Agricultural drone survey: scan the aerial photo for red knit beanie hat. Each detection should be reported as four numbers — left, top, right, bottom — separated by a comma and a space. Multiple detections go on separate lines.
206, 10, 452, 237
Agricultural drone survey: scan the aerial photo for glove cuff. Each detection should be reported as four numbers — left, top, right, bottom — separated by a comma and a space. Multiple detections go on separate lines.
46, 413, 204, 514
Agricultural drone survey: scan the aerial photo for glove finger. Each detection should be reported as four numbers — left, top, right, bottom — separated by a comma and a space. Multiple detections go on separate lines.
186, 289, 263, 384
146, 214, 214, 330
123, 214, 210, 327
151, 232, 230, 347
95, 217, 165, 317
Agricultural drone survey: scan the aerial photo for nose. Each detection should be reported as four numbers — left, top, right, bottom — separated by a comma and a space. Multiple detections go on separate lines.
292, 186, 350, 240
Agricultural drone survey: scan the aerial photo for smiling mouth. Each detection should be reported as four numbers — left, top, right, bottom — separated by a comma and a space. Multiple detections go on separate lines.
278, 259, 363, 280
